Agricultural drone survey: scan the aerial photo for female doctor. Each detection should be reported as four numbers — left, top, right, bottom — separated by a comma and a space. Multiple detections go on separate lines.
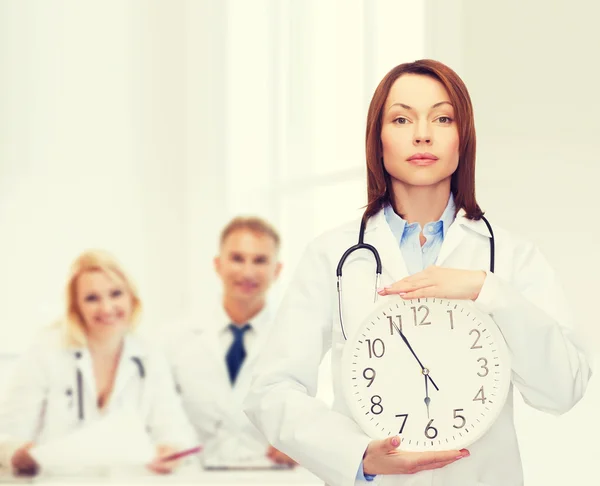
244, 59, 592, 486
0, 250, 197, 475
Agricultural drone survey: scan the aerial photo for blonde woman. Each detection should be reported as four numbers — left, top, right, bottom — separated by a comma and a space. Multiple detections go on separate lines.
0, 250, 198, 475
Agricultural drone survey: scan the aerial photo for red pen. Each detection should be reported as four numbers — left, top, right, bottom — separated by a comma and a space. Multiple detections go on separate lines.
160, 445, 203, 462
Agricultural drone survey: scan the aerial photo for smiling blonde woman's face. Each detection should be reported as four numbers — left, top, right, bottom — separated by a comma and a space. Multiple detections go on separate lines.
75, 270, 133, 339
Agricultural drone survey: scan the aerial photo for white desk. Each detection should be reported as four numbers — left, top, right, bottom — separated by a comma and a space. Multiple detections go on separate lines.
0, 467, 323, 486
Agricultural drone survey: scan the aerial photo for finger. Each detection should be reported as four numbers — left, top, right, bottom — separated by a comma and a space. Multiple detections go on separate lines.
414, 448, 469, 472
405, 449, 465, 470
398, 286, 438, 299
412, 457, 462, 473
156, 445, 171, 455
380, 436, 400, 453
378, 279, 430, 296
147, 463, 169, 475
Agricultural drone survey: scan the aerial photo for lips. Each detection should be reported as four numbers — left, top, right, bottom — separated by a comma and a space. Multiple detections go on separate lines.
95, 312, 123, 325
407, 152, 439, 166
407, 152, 438, 161
237, 281, 259, 292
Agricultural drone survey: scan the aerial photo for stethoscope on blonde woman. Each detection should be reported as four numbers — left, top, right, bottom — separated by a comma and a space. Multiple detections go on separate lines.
67, 352, 145, 420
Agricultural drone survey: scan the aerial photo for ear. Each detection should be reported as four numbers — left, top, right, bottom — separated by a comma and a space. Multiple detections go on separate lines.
273, 262, 283, 281
213, 256, 221, 276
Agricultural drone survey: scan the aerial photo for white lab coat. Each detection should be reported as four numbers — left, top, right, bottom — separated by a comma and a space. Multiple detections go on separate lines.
0, 326, 198, 470
169, 306, 273, 464
244, 208, 592, 486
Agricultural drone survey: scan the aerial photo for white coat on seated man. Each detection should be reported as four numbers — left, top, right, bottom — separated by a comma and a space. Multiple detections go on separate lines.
169, 217, 296, 467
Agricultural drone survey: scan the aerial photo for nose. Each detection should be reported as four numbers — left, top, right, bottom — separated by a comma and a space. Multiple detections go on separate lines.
413, 121, 432, 145
241, 262, 256, 278
99, 298, 113, 314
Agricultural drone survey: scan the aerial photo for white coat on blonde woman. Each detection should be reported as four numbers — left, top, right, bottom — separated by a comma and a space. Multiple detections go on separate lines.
0, 326, 198, 471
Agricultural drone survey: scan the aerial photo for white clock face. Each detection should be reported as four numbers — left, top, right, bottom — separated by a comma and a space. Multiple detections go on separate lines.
342, 297, 511, 452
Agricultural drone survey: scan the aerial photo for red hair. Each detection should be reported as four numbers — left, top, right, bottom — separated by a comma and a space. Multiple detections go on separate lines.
364, 59, 482, 221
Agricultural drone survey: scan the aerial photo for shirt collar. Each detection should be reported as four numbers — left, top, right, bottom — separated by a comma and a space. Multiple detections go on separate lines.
69, 332, 145, 360
384, 192, 456, 242
218, 302, 272, 335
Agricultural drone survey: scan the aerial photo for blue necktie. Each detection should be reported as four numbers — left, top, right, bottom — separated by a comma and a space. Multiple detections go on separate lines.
226, 323, 251, 384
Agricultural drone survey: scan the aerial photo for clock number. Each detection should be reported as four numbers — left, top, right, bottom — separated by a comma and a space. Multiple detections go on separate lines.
447, 310, 454, 330
370, 395, 383, 415
363, 368, 376, 387
411, 305, 431, 326
453, 409, 466, 429
366, 338, 385, 359
477, 357, 489, 377
395, 414, 408, 434
473, 386, 487, 404
424, 419, 438, 439
388, 315, 403, 335
469, 329, 483, 349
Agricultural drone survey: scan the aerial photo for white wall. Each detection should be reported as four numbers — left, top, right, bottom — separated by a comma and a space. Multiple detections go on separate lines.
0, 1, 227, 352
426, 1, 600, 484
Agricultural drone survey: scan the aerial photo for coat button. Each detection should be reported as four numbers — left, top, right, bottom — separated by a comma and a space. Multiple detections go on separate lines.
75, 352, 82, 359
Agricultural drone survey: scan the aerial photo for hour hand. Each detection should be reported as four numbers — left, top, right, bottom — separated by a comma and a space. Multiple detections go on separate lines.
424, 374, 431, 418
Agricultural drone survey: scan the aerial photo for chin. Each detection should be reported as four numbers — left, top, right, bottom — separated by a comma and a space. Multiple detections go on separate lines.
395, 170, 454, 188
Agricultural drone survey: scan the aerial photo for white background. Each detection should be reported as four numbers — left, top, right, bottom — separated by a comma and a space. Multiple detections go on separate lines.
1, 1, 599, 484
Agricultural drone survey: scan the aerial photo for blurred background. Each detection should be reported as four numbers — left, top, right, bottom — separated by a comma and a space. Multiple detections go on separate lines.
1, 0, 599, 484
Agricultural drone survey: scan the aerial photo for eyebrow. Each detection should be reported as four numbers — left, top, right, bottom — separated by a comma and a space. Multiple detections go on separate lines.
388, 101, 453, 112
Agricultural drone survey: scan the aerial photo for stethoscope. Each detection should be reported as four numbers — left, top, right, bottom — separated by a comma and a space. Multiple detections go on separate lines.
67, 352, 146, 421
336, 214, 495, 341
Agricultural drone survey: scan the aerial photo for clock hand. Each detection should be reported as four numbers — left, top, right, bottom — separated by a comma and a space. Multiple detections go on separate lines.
424, 372, 431, 419
396, 329, 439, 391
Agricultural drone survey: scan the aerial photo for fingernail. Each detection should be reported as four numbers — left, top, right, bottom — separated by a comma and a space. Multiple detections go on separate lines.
457, 449, 470, 459
391, 437, 399, 447
398, 292, 406, 296
376, 287, 385, 294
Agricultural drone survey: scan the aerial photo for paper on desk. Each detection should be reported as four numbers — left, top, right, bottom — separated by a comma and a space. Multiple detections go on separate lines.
29, 409, 155, 471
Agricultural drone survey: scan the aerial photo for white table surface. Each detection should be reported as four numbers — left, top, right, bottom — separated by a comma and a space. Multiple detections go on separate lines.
0, 467, 324, 486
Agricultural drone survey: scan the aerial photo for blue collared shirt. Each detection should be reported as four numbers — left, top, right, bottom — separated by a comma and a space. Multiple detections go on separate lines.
359, 193, 457, 482
384, 193, 457, 276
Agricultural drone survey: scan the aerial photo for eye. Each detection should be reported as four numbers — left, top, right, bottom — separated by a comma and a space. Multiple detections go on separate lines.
110, 289, 123, 298
436, 116, 453, 124
393, 117, 409, 125
84, 294, 98, 302
254, 256, 268, 265
231, 254, 244, 263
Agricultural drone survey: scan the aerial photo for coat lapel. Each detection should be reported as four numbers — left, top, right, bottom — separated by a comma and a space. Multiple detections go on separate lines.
436, 210, 493, 268
110, 335, 146, 404
72, 348, 97, 409
363, 209, 409, 284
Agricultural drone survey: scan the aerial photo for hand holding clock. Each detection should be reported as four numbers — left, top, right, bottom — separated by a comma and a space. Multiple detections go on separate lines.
363, 436, 470, 476
377, 266, 486, 301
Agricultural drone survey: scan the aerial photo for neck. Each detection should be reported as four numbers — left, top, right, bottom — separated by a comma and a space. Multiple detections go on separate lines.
223, 296, 265, 326
392, 180, 452, 228
86, 332, 125, 360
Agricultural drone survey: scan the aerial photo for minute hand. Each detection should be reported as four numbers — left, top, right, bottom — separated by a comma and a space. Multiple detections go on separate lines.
397, 329, 439, 391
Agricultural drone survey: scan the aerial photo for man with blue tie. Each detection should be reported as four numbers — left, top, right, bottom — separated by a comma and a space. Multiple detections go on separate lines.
169, 217, 296, 468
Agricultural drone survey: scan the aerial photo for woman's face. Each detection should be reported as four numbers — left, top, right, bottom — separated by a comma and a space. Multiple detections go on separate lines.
75, 270, 133, 340
381, 74, 460, 191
